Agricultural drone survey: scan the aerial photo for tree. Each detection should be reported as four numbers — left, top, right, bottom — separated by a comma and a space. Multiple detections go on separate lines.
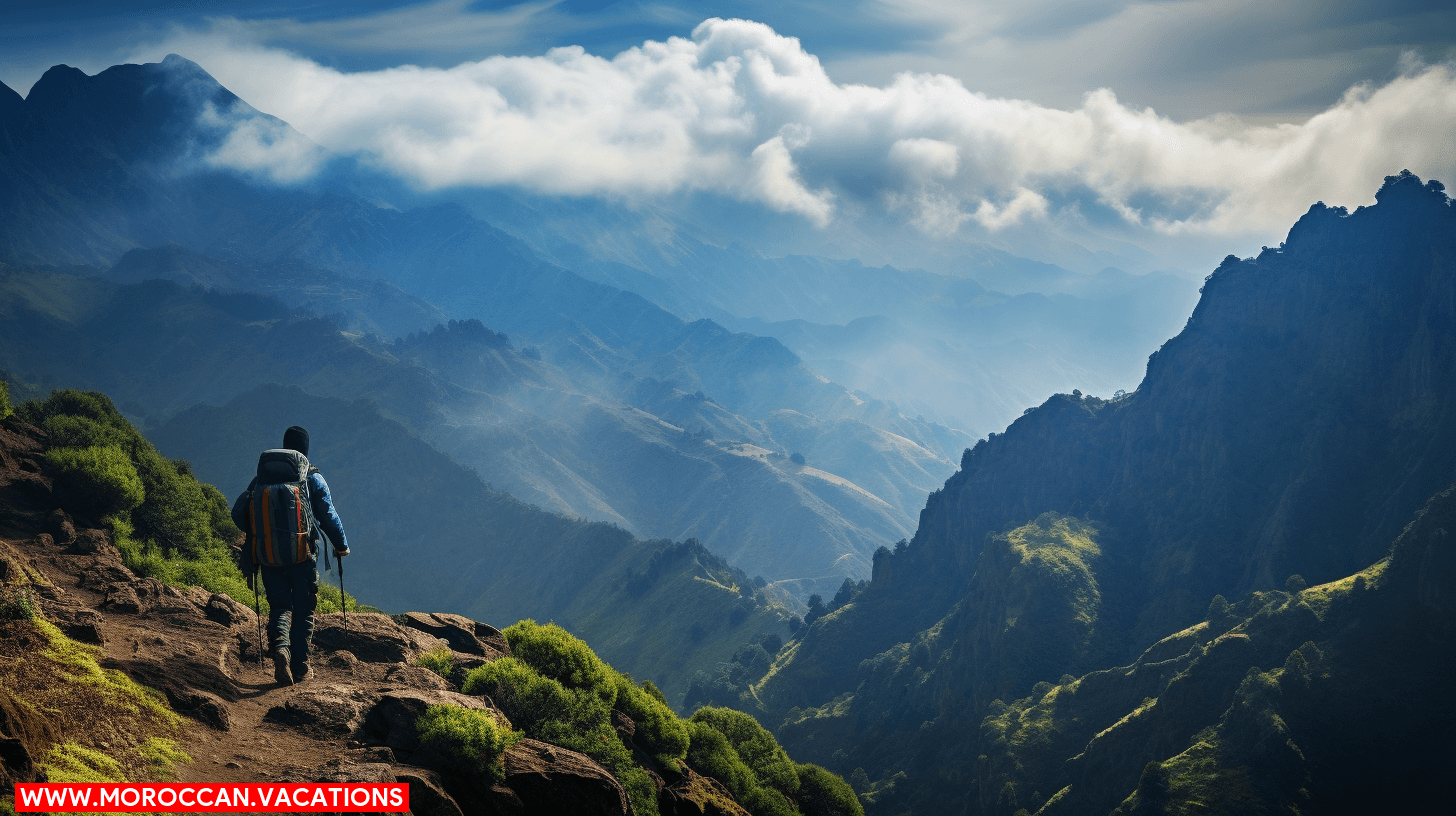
804, 594, 827, 626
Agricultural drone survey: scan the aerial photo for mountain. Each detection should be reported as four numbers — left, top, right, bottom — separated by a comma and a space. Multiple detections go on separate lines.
457, 190, 1201, 433
747, 171, 1456, 813
0, 56, 978, 597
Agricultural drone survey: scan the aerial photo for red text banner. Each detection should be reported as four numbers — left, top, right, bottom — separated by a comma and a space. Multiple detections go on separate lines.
13, 782, 409, 813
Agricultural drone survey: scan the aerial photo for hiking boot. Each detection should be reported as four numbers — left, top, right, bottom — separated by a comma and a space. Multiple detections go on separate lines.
272, 647, 293, 686
292, 661, 311, 684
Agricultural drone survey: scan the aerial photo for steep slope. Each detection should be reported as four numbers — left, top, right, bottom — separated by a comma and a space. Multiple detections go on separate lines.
0, 410, 860, 816
754, 172, 1456, 812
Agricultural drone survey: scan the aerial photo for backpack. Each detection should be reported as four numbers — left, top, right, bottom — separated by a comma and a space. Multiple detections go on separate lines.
248, 449, 319, 567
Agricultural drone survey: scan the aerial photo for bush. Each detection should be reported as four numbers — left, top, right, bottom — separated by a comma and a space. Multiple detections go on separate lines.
465, 657, 606, 735
463, 656, 659, 815
417, 641, 455, 678
0, 378, 10, 419
0, 584, 39, 620
613, 672, 690, 767
46, 445, 145, 520
501, 620, 616, 705
796, 763, 865, 816
415, 704, 520, 782
690, 707, 799, 799
27, 390, 254, 608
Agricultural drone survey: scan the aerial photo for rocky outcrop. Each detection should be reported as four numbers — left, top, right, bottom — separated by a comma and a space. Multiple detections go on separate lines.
503, 738, 629, 816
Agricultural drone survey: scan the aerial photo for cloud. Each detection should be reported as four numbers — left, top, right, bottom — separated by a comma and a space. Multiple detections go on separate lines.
196, 101, 328, 183
134, 18, 1456, 237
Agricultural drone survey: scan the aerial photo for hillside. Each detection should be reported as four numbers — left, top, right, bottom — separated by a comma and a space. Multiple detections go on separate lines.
0, 405, 863, 816
751, 172, 1456, 813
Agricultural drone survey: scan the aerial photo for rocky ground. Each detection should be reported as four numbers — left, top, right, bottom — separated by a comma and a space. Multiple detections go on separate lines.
0, 414, 747, 815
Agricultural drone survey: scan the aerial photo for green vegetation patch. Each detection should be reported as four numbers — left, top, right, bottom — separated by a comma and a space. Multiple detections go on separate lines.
415, 704, 522, 783
21, 390, 256, 607
415, 641, 455, 677
466, 620, 859, 816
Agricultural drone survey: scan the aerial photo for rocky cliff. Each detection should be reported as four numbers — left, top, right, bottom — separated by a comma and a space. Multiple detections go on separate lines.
753, 172, 1456, 813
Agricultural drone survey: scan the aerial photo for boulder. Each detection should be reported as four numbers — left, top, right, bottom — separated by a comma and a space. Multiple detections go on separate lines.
44, 509, 76, 547
503, 739, 628, 816
313, 613, 445, 664
362, 690, 495, 758
164, 688, 231, 732
311, 757, 396, 784
391, 765, 466, 816
266, 688, 376, 737
101, 582, 142, 614
385, 663, 453, 691
400, 612, 510, 658
204, 593, 254, 628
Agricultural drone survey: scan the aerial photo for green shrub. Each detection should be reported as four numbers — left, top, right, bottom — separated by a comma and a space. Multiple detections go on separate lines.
417, 641, 455, 677
464, 657, 658, 815
0, 584, 38, 620
42, 414, 126, 450
46, 444, 145, 520
691, 707, 800, 799
501, 620, 616, 705
25, 389, 257, 608
614, 672, 690, 767
686, 721, 792, 816
416, 704, 520, 782
796, 763, 865, 816
0, 378, 10, 419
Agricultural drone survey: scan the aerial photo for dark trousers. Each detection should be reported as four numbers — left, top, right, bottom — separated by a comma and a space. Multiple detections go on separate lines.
261, 559, 318, 668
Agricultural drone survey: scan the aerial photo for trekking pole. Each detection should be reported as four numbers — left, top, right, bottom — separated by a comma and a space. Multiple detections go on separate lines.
338, 554, 347, 637
252, 566, 264, 667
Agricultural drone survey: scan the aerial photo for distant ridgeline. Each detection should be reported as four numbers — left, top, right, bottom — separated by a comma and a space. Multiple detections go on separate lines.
0, 56, 974, 602
748, 172, 1456, 814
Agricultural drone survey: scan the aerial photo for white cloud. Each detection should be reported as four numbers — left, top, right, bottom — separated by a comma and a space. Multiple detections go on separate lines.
197, 102, 327, 183
135, 18, 1456, 237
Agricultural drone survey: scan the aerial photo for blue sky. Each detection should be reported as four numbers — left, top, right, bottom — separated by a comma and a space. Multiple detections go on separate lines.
4, 1, 1455, 272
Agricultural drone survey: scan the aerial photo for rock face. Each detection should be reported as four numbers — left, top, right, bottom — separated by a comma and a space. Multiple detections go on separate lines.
762, 173, 1456, 813
312, 612, 446, 663
503, 739, 629, 816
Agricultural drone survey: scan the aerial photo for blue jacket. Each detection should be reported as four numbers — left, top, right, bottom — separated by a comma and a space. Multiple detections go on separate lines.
232, 471, 349, 570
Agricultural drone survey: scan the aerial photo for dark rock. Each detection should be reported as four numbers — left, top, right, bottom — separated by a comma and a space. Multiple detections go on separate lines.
44, 509, 76, 546
392, 765, 465, 816
265, 688, 376, 736
55, 609, 105, 645
101, 582, 142, 614
33, 533, 53, 549
362, 690, 494, 758
400, 612, 510, 657
313, 612, 444, 664
78, 561, 137, 588
313, 757, 396, 784
164, 688, 231, 731
503, 738, 628, 816
204, 593, 253, 627
326, 650, 360, 670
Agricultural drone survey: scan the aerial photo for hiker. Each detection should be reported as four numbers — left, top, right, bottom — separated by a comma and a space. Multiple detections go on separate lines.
232, 425, 349, 686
